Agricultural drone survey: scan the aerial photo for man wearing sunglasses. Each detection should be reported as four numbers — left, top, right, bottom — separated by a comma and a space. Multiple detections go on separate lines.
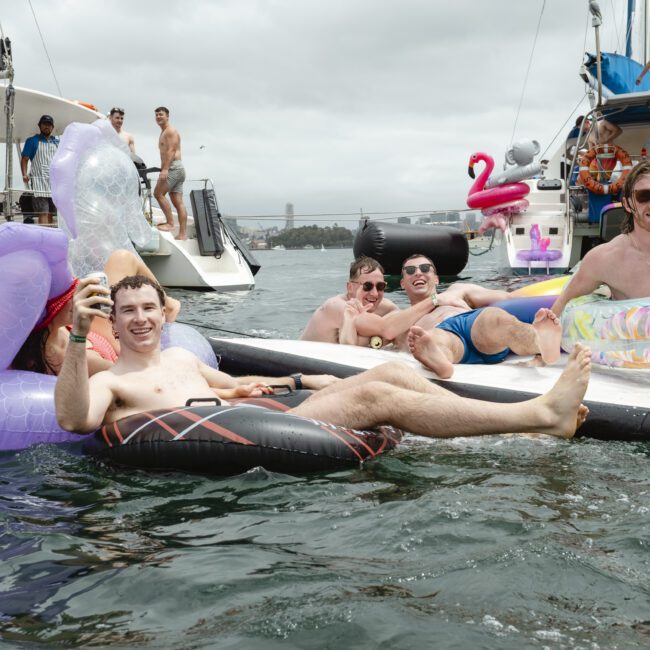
301, 256, 442, 346
552, 160, 650, 316
394, 254, 562, 378
109, 107, 136, 153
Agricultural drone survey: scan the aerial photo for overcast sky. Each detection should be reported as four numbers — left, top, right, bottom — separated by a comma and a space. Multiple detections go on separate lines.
3, 0, 633, 228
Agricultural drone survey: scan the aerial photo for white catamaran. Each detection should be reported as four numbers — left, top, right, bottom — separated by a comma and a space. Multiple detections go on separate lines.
0, 37, 259, 291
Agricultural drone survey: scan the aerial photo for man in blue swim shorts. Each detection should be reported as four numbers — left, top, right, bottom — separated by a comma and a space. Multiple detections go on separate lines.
397, 254, 562, 378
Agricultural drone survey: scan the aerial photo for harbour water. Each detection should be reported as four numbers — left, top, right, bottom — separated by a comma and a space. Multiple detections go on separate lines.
1, 248, 648, 648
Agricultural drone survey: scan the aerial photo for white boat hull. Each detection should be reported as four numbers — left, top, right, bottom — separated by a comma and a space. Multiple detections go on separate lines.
139, 211, 255, 291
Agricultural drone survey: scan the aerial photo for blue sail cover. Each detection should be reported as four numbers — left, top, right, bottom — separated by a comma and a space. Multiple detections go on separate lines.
589, 52, 649, 93
586, 52, 650, 125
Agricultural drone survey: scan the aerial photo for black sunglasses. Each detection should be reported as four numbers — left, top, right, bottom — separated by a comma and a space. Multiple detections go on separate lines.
633, 189, 650, 203
351, 280, 387, 292
402, 263, 435, 275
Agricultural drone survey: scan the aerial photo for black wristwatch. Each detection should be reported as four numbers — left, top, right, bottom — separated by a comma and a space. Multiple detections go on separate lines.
290, 373, 303, 390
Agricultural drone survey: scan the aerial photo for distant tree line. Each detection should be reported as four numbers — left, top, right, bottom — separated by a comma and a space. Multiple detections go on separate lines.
268, 225, 353, 248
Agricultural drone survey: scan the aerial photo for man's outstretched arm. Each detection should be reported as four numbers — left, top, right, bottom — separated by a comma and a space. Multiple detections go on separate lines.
55, 277, 114, 433
353, 296, 435, 341
551, 252, 605, 316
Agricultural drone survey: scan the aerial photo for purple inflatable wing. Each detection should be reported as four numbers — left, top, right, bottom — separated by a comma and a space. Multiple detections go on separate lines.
0, 370, 86, 450
0, 223, 73, 370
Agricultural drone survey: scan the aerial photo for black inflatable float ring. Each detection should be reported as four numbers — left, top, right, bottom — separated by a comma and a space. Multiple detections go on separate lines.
83, 390, 403, 475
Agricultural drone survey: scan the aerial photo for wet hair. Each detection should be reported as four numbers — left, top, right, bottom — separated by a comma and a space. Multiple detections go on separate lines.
110, 275, 165, 316
401, 253, 437, 275
620, 160, 650, 233
349, 256, 384, 280
154, 106, 170, 115
12, 328, 58, 375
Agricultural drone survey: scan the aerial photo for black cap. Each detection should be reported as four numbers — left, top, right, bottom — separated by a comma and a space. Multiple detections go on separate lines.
38, 115, 54, 125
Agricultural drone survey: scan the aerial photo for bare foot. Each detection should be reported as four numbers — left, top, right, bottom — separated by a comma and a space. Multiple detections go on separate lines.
577, 404, 589, 429
532, 308, 561, 364
157, 223, 174, 232
175, 233, 188, 241
518, 405, 588, 439
407, 326, 454, 378
535, 343, 591, 438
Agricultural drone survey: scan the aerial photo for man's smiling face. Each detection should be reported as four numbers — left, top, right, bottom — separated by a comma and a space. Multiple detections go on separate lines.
346, 268, 386, 312
400, 256, 438, 303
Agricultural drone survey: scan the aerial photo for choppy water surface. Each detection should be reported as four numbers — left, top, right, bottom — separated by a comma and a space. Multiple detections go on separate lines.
2, 248, 649, 648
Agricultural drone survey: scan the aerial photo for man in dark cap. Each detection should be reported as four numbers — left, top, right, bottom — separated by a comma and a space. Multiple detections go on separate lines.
20, 115, 60, 224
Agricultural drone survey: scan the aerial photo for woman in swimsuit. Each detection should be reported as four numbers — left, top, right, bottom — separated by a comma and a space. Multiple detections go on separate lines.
12, 250, 181, 376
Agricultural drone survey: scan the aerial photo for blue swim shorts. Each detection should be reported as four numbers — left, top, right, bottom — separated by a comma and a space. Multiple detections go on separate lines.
435, 308, 510, 365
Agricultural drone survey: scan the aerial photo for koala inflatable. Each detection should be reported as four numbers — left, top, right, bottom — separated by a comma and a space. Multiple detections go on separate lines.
485, 139, 543, 188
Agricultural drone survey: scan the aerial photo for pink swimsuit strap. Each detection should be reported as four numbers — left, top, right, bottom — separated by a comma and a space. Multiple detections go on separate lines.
86, 331, 118, 362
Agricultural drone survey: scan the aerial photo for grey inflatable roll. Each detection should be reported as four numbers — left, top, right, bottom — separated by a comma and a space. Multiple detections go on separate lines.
353, 221, 469, 276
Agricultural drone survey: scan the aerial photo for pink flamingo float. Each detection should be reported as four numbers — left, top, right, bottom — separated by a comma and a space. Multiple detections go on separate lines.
467, 152, 530, 233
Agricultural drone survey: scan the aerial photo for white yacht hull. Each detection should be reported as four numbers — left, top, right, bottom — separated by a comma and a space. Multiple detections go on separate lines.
141, 217, 255, 291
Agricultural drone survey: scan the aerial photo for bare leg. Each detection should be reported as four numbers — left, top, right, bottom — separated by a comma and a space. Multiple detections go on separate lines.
471, 307, 561, 364
311, 360, 455, 399
103, 249, 181, 321
154, 179, 175, 230
170, 192, 188, 240
407, 326, 459, 378
291, 344, 591, 439
38, 212, 52, 225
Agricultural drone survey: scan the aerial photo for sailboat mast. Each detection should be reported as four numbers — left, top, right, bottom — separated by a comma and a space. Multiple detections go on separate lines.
0, 36, 14, 219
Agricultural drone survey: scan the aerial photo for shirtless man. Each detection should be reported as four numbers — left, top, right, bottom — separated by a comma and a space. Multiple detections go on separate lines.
391, 254, 562, 378
109, 107, 136, 153
153, 106, 188, 240
574, 115, 622, 147
552, 160, 650, 315
301, 256, 445, 346
55, 275, 591, 441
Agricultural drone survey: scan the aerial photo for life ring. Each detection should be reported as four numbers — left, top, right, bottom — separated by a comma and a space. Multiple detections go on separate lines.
578, 145, 632, 195
83, 391, 403, 474
74, 100, 98, 112
561, 294, 650, 369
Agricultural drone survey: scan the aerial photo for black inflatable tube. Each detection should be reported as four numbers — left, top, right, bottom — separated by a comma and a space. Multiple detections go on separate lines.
211, 339, 650, 442
84, 392, 403, 475
353, 221, 469, 276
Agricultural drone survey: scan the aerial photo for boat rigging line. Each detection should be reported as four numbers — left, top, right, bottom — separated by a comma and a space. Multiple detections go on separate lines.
510, 0, 546, 146
28, 0, 63, 96
174, 320, 269, 339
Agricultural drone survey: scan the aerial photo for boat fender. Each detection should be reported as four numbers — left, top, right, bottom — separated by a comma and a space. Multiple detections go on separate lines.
353, 221, 468, 276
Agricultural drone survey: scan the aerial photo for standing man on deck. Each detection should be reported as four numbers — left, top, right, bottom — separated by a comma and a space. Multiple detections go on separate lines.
551, 160, 650, 315
20, 115, 59, 225
108, 107, 136, 153
153, 106, 188, 240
